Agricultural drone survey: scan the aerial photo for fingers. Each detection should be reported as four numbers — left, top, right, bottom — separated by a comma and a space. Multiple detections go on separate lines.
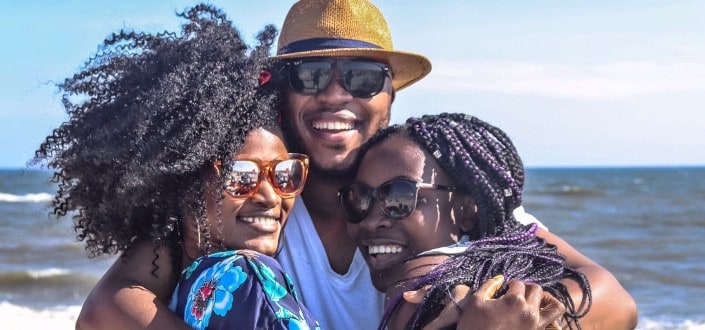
546, 320, 562, 330
403, 285, 431, 304
524, 282, 543, 308
503, 278, 528, 301
476, 274, 504, 300
510, 283, 566, 329
540, 292, 566, 330
451, 284, 471, 311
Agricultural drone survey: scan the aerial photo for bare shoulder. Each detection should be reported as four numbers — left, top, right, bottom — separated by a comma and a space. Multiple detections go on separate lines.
535, 227, 595, 267
76, 239, 187, 329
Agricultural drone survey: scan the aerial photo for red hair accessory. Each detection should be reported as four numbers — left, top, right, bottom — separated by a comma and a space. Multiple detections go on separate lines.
258, 69, 272, 86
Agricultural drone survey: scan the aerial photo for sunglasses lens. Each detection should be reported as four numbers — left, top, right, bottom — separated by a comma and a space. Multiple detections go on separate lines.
272, 159, 307, 195
225, 161, 260, 197
339, 184, 372, 223
341, 61, 388, 98
377, 180, 417, 218
290, 61, 333, 95
289, 60, 388, 98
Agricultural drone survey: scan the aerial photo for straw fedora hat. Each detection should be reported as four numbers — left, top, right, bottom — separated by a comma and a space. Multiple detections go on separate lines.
274, 0, 432, 91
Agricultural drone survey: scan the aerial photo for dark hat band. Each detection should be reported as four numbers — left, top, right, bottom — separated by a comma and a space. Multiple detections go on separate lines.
278, 37, 382, 55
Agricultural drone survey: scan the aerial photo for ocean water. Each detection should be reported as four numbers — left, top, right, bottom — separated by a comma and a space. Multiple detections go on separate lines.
1, 167, 704, 329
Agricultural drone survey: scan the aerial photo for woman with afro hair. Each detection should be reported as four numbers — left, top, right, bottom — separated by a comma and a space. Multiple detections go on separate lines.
32, 4, 318, 329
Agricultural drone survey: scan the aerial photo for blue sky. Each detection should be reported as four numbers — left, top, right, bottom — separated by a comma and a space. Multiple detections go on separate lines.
2, 0, 704, 168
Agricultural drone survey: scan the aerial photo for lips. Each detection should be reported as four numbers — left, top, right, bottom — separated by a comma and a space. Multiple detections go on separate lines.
362, 241, 408, 271
307, 109, 359, 133
368, 244, 404, 255
239, 216, 277, 225
237, 215, 280, 233
310, 119, 356, 132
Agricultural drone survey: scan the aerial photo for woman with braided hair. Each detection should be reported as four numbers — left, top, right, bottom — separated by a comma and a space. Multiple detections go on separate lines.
341, 113, 594, 329
32, 4, 318, 329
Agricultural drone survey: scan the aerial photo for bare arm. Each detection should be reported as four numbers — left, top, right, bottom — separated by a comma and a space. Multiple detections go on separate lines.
76, 239, 190, 330
537, 228, 638, 330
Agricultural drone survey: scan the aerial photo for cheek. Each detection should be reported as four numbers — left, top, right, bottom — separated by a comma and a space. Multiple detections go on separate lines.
406, 212, 454, 252
281, 198, 295, 223
401, 215, 436, 250
367, 98, 391, 122
219, 197, 246, 220
360, 91, 392, 125
346, 222, 361, 240
285, 93, 307, 119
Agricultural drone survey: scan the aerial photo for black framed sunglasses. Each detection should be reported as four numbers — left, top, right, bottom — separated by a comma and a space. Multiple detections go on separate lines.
217, 153, 309, 199
338, 178, 456, 224
285, 59, 391, 98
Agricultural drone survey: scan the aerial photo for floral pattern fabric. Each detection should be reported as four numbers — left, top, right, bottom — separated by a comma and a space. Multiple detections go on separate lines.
170, 250, 320, 329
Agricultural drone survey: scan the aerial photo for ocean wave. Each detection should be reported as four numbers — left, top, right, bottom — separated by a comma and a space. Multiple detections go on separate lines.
27, 268, 71, 279
0, 192, 53, 203
0, 301, 80, 329
637, 317, 705, 330
531, 185, 601, 197
0, 300, 703, 330
0, 268, 75, 285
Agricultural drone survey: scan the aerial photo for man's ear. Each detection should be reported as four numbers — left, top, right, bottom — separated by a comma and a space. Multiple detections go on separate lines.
459, 196, 478, 233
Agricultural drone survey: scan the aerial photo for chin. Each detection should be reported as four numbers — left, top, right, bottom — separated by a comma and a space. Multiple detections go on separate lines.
245, 241, 279, 256
370, 271, 393, 293
259, 246, 279, 256
311, 159, 357, 179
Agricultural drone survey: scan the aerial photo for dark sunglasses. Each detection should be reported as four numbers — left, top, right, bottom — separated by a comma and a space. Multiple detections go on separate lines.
218, 153, 309, 198
286, 59, 391, 98
338, 178, 456, 224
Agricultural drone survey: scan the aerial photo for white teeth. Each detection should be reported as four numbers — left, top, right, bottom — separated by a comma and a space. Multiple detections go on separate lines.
312, 121, 354, 130
240, 217, 277, 226
368, 245, 403, 255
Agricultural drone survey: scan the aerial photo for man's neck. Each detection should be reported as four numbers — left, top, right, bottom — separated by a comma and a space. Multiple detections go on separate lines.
300, 169, 358, 275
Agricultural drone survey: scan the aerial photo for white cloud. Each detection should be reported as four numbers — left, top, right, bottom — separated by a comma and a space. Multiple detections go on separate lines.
422, 60, 705, 100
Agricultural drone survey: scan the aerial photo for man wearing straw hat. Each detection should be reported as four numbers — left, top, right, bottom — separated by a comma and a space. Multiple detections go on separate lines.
270, 0, 429, 328
272, 0, 637, 329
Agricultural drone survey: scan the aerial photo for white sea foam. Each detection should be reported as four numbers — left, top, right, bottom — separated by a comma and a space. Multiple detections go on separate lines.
0, 192, 53, 203
0, 301, 80, 330
27, 268, 71, 279
637, 318, 705, 330
0, 300, 704, 329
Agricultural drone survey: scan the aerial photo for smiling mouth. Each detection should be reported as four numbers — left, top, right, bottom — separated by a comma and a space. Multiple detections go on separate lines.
238, 216, 278, 226
368, 244, 404, 256
311, 120, 355, 132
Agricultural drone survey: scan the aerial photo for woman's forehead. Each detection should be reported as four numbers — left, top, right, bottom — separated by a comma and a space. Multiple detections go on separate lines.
359, 136, 450, 184
237, 128, 288, 157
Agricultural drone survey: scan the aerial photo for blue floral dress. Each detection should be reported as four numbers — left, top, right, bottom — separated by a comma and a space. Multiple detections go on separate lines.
169, 250, 320, 329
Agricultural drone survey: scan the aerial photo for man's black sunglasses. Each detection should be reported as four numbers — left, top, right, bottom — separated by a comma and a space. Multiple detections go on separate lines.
285, 59, 391, 98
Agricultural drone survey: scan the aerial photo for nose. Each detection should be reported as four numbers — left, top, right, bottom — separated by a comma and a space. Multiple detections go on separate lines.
315, 73, 354, 105
250, 177, 279, 207
358, 207, 393, 232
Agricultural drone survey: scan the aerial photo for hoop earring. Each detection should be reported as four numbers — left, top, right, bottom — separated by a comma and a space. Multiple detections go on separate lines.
196, 219, 202, 249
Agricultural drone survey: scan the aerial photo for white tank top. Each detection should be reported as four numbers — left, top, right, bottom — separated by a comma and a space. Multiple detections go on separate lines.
276, 196, 385, 330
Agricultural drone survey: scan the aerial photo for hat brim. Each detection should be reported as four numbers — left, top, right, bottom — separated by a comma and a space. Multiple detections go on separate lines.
273, 48, 431, 91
